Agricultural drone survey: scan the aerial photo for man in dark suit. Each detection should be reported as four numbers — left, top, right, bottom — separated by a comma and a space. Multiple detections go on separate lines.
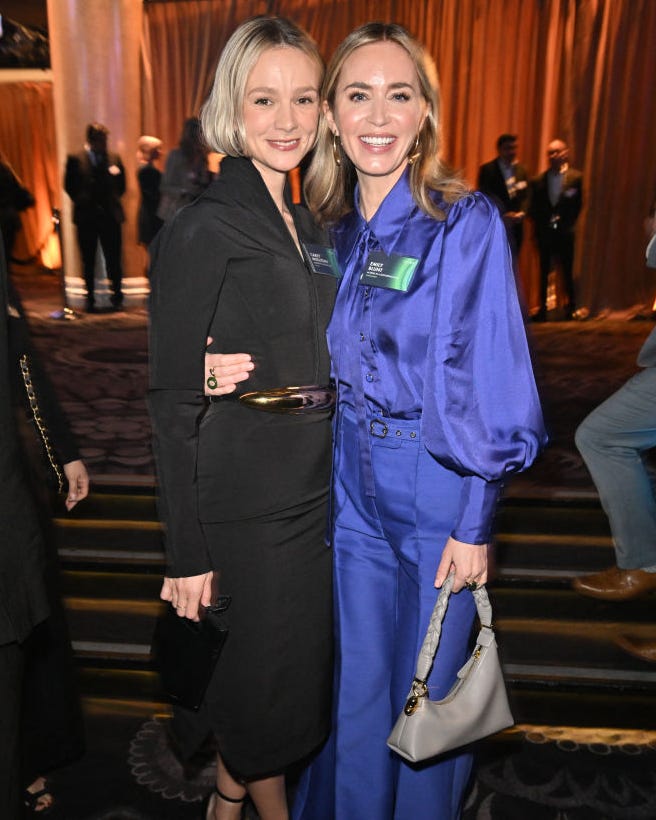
0, 241, 49, 818
477, 133, 529, 257
528, 139, 583, 320
64, 123, 126, 312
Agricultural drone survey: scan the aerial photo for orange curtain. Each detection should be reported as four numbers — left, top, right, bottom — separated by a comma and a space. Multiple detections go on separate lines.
0, 80, 61, 268
2, 1, 655, 308
142, 0, 656, 314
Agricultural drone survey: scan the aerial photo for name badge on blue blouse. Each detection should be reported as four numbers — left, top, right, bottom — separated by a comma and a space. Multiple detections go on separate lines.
302, 243, 342, 278
360, 250, 419, 292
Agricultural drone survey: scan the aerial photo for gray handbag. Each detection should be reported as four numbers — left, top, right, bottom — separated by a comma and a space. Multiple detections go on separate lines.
387, 573, 513, 762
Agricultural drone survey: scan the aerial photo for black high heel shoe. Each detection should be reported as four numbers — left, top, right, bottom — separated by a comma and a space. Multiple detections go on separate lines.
203, 785, 246, 819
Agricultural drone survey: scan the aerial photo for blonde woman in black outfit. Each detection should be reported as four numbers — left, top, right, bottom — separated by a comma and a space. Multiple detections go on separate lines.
148, 18, 334, 820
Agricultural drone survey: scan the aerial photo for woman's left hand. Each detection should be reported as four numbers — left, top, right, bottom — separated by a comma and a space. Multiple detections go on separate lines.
63, 459, 90, 510
434, 536, 488, 593
204, 336, 253, 396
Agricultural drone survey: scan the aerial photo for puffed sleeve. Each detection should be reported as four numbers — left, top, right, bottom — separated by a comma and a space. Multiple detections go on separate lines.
148, 208, 227, 576
421, 193, 547, 544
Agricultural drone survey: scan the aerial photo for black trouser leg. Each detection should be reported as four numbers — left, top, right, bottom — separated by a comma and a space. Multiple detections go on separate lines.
537, 239, 552, 315
76, 223, 100, 305
98, 219, 123, 305
0, 642, 25, 820
557, 234, 576, 312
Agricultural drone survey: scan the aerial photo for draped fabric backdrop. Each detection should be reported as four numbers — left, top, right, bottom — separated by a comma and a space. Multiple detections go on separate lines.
1, 1, 655, 312
0, 78, 61, 268
140, 0, 656, 314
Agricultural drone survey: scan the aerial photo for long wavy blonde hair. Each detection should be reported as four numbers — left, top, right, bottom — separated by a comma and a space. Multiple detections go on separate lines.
305, 22, 468, 225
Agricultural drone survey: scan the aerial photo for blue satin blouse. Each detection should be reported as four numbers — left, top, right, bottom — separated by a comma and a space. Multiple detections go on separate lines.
327, 169, 547, 544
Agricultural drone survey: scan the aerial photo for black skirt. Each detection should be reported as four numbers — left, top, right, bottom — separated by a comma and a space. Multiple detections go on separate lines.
171, 495, 333, 780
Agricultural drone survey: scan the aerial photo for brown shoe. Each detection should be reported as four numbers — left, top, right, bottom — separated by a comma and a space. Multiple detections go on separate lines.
572, 566, 656, 601
615, 634, 656, 663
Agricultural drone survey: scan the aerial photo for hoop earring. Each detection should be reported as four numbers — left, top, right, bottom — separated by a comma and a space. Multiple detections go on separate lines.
407, 134, 421, 165
332, 133, 342, 166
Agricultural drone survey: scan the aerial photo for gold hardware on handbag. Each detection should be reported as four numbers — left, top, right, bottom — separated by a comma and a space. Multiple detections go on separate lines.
387, 572, 513, 762
18, 353, 64, 493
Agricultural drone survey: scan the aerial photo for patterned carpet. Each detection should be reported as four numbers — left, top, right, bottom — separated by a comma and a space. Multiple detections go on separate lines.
36, 712, 656, 819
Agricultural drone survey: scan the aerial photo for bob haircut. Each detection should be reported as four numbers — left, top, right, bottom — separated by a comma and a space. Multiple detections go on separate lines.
201, 16, 323, 157
305, 22, 468, 225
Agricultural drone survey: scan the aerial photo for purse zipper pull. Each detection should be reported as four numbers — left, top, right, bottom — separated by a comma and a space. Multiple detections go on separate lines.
404, 678, 428, 716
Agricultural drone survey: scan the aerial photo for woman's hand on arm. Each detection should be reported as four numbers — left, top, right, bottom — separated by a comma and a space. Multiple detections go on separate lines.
63, 459, 90, 510
204, 336, 253, 396
160, 572, 214, 622
434, 536, 488, 593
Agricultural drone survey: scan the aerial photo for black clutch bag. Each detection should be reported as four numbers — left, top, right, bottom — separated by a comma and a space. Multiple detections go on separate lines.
151, 596, 231, 711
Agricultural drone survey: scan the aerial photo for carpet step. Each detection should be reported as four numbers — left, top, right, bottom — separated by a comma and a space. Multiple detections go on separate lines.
71, 643, 656, 730
54, 520, 163, 553
55, 486, 656, 730
497, 497, 612, 537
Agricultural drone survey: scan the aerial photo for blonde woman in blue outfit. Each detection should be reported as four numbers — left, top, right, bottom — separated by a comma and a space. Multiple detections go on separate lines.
293, 23, 545, 819
207, 22, 546, 820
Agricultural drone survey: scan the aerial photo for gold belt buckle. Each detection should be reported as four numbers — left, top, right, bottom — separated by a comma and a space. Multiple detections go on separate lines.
238, 385, 335, 414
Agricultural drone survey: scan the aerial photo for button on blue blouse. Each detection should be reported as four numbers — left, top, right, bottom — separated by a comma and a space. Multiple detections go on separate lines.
327, 168, 547, 544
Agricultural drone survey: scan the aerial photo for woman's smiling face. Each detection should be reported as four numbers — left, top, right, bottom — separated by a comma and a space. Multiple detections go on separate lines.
326, 40, 428, 188
242, 46, 321, 189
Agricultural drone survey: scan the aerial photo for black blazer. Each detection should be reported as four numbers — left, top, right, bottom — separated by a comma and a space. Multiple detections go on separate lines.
528, 167, 583, 240
477, 159, 529, 215
148, 157, 337, 577
0, 244, 49, 645
64, 149, 126, 225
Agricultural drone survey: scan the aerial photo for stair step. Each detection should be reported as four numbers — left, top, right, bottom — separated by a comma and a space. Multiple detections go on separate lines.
53, 485, 656, 730
490, 586, 654, 621
71, 647, 656, 729
59, 547, 164, 567
62, 571, 163, 598
54, 522, 163, 552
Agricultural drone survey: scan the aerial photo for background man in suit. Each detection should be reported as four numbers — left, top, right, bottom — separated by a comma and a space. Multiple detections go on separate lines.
528, 138, 583, 320
64, 123, 126, 312
477, 133, 529, 258
572, 195, 656, 661
0, 240, 50, 818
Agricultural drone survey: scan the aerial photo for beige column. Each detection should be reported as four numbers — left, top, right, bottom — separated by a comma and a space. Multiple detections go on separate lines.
46, 0, 147, 307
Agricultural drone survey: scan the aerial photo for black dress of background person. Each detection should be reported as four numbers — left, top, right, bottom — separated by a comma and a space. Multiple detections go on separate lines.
7, 279, 86, 802
137, 163, 163, 248
528, 143, 583, 319
136, 136, 164, 248
0, 241, 49, 820
64, 123, 126, 311
477, 135, 529, 255
0, 155, 35, 261
148, 156, 335, 778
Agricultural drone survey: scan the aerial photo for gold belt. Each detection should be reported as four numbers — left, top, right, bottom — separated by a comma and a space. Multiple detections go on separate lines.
237, 384, 335, 414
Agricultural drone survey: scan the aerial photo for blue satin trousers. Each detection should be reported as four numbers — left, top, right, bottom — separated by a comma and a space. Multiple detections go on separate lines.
293, 405, 476, 820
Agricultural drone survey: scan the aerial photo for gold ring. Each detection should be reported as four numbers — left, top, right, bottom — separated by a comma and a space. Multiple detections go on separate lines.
465, 580, 478, 592
206, 367, 218, 390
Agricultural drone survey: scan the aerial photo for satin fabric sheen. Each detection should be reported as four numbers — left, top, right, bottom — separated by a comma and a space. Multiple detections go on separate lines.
292, 171, 546, 820
329, 170, 546, 543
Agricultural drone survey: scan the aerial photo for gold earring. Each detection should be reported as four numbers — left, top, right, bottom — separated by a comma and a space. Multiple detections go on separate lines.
407, 134, 421, 165
332, 133, 342, 166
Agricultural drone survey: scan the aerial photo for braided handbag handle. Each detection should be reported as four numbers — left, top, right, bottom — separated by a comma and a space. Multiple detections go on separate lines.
415, 572, 493, 683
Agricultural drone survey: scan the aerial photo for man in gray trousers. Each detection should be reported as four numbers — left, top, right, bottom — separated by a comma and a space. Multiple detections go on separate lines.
573, 197, 656, 661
